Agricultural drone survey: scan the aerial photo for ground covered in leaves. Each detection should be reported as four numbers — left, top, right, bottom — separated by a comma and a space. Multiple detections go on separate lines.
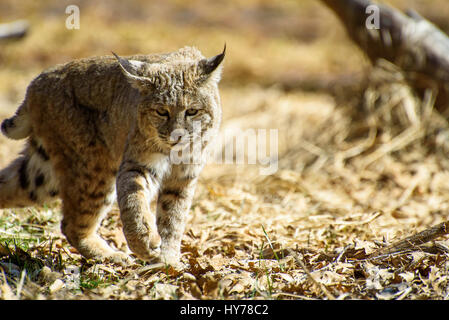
1, 0, 449, 300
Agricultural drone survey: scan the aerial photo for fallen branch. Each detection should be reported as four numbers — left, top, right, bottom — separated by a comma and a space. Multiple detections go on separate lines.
320, 0, 449, 111
0, 20, 29, 41
368, 220, 449, 258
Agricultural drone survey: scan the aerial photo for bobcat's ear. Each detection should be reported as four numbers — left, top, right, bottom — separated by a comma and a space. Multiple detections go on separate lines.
112, 52, 154, 91
197, 44, 226, 84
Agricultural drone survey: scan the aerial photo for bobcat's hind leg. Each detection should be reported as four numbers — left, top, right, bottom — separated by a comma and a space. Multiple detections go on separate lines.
0, 138, 59, 209
0, 156, 34, 208
58, 166, 129, 264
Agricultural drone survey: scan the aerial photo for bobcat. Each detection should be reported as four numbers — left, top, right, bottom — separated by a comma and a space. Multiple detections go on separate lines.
0, 46, 225, 265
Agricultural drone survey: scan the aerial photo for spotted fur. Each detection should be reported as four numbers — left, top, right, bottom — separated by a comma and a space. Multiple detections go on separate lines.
0, 46, 224, 265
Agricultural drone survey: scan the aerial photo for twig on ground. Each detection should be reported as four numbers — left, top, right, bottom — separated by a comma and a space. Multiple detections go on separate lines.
287, 248, 335, 300
368, 220, 449, 258
361, 125, 425, 168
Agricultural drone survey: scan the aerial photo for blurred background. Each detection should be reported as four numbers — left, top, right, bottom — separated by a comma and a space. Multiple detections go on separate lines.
0, 0, 447, 106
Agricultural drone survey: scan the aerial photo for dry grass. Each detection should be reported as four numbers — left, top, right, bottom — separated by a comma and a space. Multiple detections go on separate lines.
1, 0, 449, 300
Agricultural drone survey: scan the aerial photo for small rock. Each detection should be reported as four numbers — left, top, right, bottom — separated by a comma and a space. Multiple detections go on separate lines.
39, 266, 62, 283
49, 279, 64, 293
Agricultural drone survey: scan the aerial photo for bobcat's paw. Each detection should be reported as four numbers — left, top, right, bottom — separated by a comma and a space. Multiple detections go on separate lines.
85, 251, 133, 266
127, 232, 162, 262
103, 251, 134, 265
158, 250, 184, 270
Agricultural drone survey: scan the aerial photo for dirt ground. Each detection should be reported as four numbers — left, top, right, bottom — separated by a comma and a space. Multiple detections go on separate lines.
1, 0, 449, 300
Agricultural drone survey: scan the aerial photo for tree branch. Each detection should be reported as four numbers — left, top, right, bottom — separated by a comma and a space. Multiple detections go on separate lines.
320, 0, 449, 110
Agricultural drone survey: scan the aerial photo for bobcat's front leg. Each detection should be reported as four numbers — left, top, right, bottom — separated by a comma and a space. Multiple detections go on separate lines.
156, 164, 201, 266
117, 153, 169, 261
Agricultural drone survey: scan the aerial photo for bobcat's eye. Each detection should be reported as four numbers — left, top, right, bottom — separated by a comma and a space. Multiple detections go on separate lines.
185, 109, 198, 117
155, 109, 169, 117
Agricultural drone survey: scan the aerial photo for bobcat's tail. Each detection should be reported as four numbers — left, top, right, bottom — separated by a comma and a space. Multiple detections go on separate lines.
1, 101, 31, 140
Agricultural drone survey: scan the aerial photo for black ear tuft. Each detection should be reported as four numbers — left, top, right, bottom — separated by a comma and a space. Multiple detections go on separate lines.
200, 44, 226, 76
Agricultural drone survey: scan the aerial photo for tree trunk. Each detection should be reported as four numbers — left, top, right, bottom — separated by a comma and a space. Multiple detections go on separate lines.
0, 20, 29, 41
320, 0, 449, 111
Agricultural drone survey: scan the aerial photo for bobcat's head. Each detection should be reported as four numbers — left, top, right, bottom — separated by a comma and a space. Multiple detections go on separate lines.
114, 46, 225, 156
